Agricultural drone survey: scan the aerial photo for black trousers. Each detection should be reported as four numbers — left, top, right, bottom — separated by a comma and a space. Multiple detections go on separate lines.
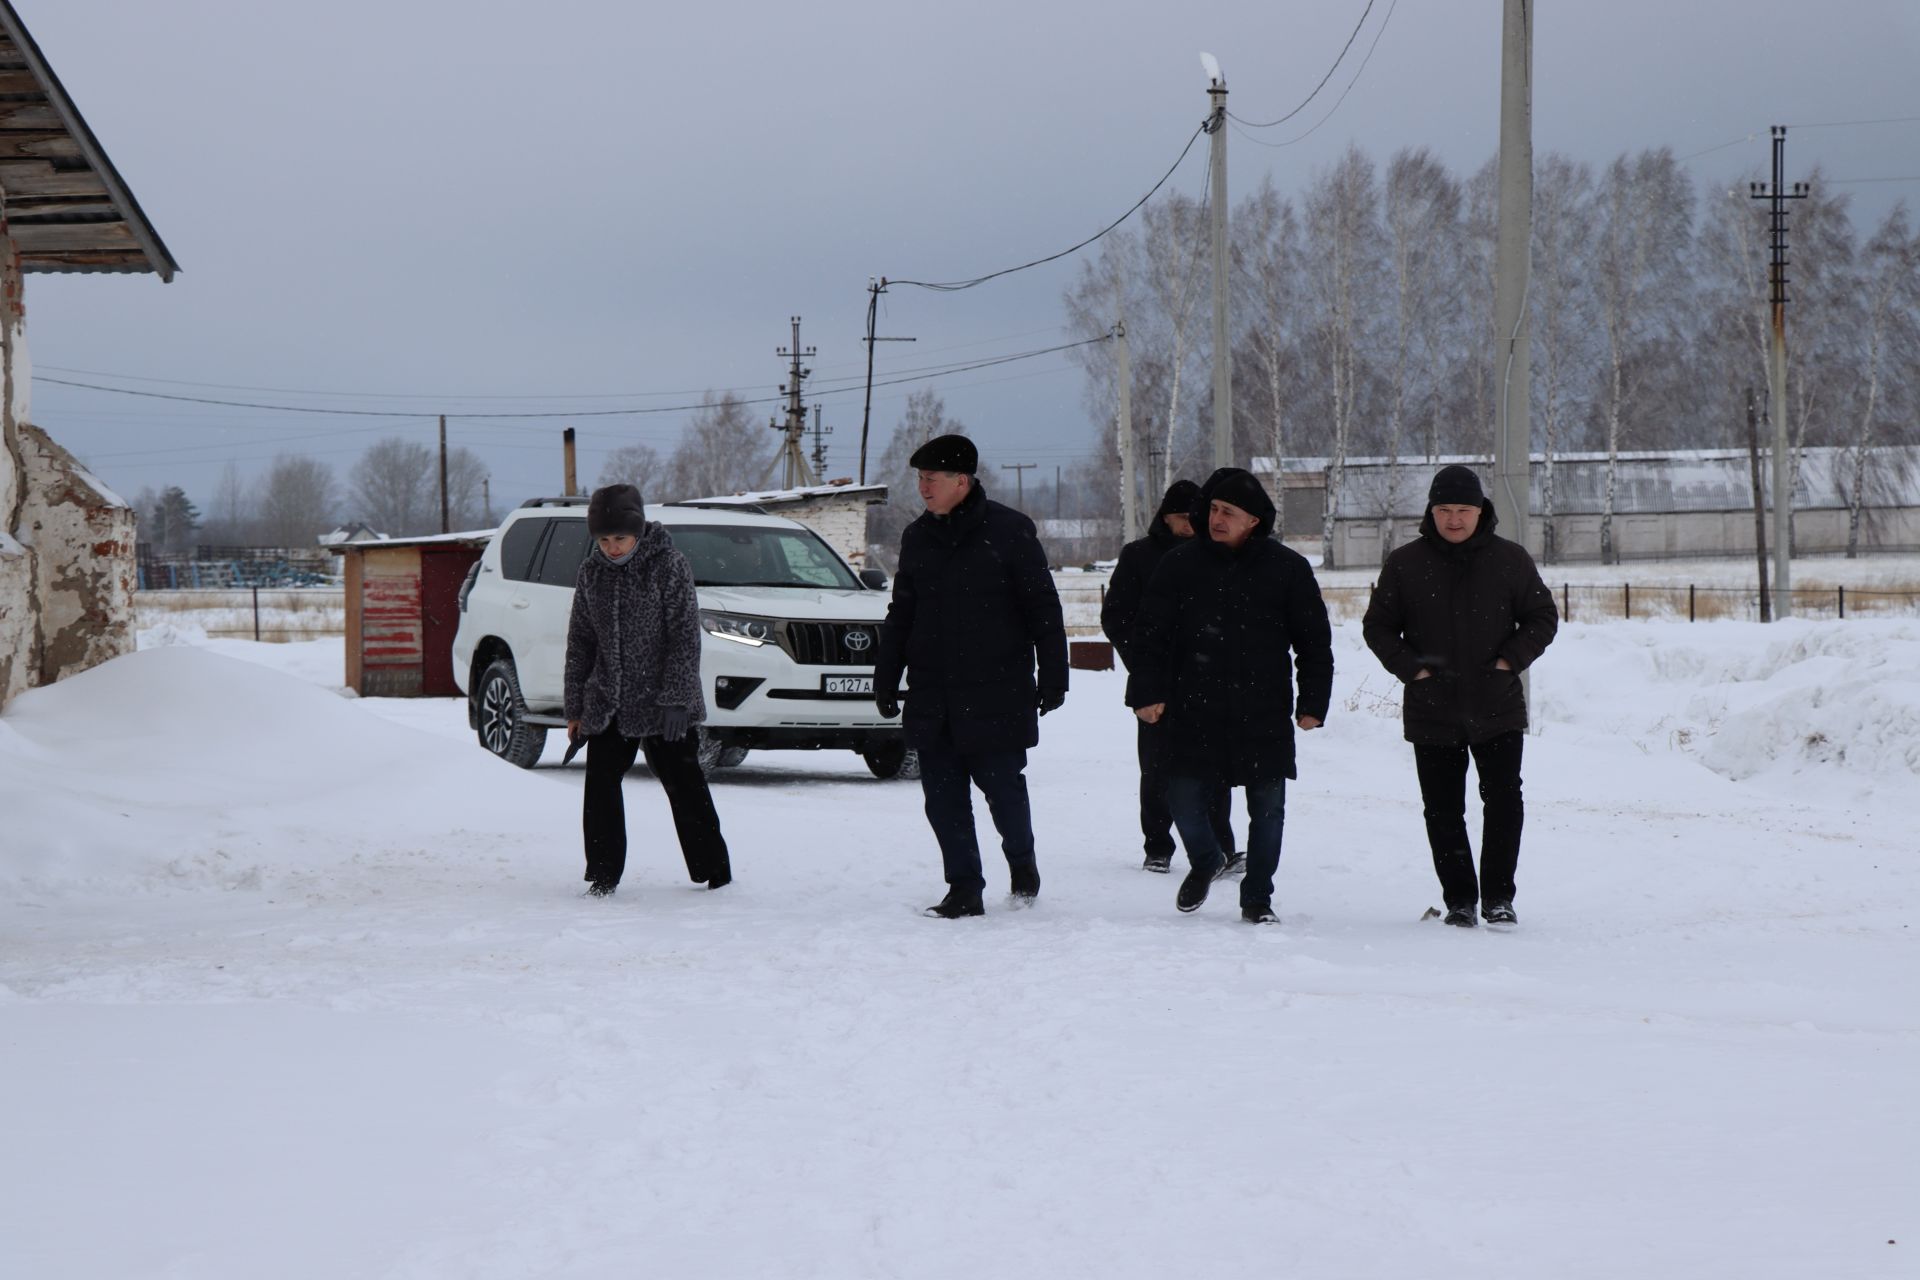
583, 729, 730, 888
915, 728, 1035, 893
1412, 730, 1525, 910
1138, 720, 1235, 860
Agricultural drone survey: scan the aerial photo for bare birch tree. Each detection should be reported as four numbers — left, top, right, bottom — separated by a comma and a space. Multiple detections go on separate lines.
1529, 153, 1599, 562
1381, 147, 1459, 558
1304, 146, 1385, 567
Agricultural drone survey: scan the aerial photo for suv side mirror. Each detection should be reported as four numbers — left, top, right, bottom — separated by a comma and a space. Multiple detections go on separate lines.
858, 568, 889, 591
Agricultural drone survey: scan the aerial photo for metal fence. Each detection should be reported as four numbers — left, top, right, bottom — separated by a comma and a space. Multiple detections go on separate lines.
1318, 583, 1920, 624
134, 588, 347, 642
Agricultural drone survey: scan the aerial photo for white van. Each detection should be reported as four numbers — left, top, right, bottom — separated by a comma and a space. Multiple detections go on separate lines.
451, 497, 913, 777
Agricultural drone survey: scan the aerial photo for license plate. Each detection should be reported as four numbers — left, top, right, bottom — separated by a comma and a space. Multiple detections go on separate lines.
824, 675, 873, 695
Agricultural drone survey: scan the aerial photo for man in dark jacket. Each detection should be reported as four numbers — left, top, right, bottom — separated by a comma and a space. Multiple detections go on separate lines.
1101, 479, 1236, 874
874, 434, 1070, 919
1127, 468, 1334, 924
1362, 464, 1558, 928
565, 484, 731, 897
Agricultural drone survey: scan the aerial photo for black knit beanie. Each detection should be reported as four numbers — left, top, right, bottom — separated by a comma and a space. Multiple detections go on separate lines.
1206, 468, 1276, 527
908, 433, 978, 475
1428, 465, 1485, 507
586, 484, 647, 537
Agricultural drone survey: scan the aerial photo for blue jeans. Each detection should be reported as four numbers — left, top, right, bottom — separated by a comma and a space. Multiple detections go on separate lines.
915, 734, 1036, 892
1168, 773, 1287, 909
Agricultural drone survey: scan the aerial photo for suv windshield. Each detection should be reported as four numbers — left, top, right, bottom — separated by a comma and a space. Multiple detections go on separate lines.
673, 524, 860, 589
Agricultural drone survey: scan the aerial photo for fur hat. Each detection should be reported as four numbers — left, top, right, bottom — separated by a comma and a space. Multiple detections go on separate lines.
1427, 465, 1485, 508
586, 484, 647, 538
908, 433, 978, 475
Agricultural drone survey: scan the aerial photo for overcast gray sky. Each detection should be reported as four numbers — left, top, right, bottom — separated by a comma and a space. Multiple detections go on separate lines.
20, 0, 1920, 514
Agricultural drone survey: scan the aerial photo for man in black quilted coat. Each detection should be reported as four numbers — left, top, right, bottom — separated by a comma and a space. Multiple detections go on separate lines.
565, 484, 731, 897
874, 434, 1069, 919
1126, 468, 1334, 924
1362, 465, 1558, 928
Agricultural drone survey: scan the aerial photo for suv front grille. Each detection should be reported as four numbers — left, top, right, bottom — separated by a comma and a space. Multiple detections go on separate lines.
779, 621, 881, 667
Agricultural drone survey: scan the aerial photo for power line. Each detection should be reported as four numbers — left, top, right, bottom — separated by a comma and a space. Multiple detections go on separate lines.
37, 337, 1109, 423
886, 122, 1209, 292
35, 324, 1077, 400
1225, 0, 1399, 151
1678, 133, 1760, 163
1826, 175, 1920, 185
1227, 0, 1376, 128
1783, 114, 1920, 130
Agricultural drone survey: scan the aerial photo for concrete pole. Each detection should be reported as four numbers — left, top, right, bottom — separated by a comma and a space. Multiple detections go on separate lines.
1769, 132, 1793, 617
1208, 71, 1232, 469
1117, 317, 1137, 545
563, 428, 578, 497
1491, 0, 1533, 555
438, 414, 449, 533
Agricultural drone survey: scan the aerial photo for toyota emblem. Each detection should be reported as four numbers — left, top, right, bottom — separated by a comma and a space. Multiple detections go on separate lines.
844, 628, 873, 652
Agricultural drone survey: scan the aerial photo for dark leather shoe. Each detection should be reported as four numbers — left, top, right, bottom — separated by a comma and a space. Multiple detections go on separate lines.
1176, 866, 1213, 913
1482, 901, 1517, 926
924, 888, 985, 919
1242, 904, 1279, 924
1142, 852, 1173, 873
1443, 906, 1477, 927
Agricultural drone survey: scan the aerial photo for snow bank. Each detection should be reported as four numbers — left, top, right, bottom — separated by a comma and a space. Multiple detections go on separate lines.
1532, 620, 1920, 784
0, 645, 563, 892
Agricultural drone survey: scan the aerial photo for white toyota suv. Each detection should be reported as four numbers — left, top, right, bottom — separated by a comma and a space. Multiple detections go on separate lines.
452, 497, 913, 777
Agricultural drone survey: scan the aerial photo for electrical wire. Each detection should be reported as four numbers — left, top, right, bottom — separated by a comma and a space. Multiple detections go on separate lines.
886, 122, 1208, 292
1225, 0, 1399, 151
1226, 0, 1375, 129
1826, 175, 1920, 185
1783, 114, 1920, 130
1678, 133, 1759, 163
39, 336, 1112, 425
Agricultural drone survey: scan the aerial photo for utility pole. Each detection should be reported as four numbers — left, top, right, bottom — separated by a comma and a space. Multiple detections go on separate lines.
1203, 54, 1232, 469
1002, 462, 1035, 509
438, 414, 450, 533
809, 404, 833, 480
482, 475, 492, 528
562, 427, 578, 497
1055, 464, 1061, 520
1750, 127, 1809, 618
1116, 316, 1137, 544
858, 280, 917, 484
1746, 388, 1772, 623
772, 316, 819, 490
1491, 0, 1533, 556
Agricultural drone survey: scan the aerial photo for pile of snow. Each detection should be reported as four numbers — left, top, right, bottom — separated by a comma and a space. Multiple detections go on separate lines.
0, 645, 564, 893
1533, 620, 1920, 784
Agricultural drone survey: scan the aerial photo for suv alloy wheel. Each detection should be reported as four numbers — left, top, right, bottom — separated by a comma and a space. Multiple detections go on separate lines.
477, 657, 548, 768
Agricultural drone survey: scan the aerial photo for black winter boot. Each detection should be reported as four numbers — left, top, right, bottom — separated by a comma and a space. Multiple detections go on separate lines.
1482, 900, 1517, 926
1008, 859, 1040, 902
1443, 906, 1477, 927
1142, 851, 1173, 874
1242, 904, 1279, 925
1176, 866, 1213, 913
924, 888, 985, 919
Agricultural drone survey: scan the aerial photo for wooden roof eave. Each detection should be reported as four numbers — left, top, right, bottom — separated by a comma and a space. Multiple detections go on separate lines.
0, 0, 178, 281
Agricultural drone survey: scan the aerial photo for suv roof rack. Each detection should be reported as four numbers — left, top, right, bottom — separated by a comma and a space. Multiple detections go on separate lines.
665, 500, 772, 515
516, 496, 591, 509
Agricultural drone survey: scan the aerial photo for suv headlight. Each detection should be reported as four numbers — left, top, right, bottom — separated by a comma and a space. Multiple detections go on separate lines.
700, 610, 777, 647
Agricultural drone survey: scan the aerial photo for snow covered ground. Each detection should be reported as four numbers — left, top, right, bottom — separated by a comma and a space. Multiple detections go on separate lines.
4, 622, 1916, 1279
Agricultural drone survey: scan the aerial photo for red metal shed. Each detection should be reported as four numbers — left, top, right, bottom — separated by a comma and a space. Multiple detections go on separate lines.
329, 532, 491, 697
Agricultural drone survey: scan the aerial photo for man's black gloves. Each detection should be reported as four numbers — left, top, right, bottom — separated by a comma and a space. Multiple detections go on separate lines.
875, 693, 901, 719
658, 707, 690, 741
1037, 687, 1067, 716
